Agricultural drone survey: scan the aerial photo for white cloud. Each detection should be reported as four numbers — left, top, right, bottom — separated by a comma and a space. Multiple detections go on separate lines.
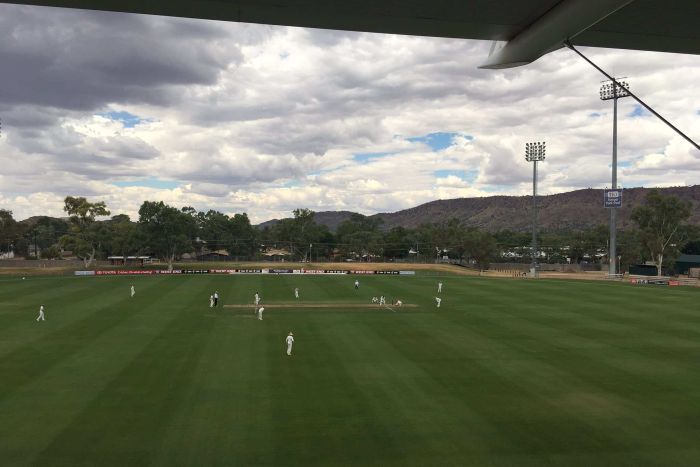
0, 4, 699, 223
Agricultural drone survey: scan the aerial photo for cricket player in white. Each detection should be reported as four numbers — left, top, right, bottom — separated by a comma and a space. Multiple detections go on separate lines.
286, 332, 294, 355
395, 299, 403, 307
209, 295, 214, 308
37, 305, 45, 321
438, 282, 443, 293
354, 279, 359, 289
213, 291, 219, 307
257, 307, 264, 321
371, 296, 379, 303
379, 295, 386, 306
294, 287, 299, 299
435, 297, 442, 308
130, 285, 135, 297
254, 292, 260, 305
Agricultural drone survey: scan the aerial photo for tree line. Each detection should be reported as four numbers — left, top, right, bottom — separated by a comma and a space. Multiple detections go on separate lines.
1, 190, 696, 274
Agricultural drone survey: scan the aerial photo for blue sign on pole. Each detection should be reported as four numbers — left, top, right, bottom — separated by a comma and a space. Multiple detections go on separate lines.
604, 189, 622, 208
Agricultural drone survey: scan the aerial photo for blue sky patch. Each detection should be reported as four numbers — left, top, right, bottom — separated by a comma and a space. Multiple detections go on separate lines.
434, 169, 478, 182
99, 110, 148, 128
113, 177, 180, 189
407, 132, 472, 151
589, 112, 601, 118
628, 105, 650, 118
352, 152, 393, 163
282, 179, 302, 188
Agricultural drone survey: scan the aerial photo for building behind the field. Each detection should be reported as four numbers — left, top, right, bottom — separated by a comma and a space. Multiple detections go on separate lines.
674, 254, 700, 275
108, 256, 151, 266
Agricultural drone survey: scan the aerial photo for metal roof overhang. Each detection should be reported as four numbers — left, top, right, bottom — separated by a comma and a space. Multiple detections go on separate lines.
2, 0, 700, 68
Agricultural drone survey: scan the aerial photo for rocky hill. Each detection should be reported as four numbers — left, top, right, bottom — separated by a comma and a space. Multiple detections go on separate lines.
261, 186, 700, 233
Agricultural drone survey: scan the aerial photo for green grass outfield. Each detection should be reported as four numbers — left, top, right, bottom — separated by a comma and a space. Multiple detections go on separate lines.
1, 274, 700, 467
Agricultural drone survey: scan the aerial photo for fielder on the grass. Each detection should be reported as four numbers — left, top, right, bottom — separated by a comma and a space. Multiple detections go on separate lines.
294, 287, 299, 299
395, 299, 403, 307
209, 294, 214, 308
435, 297, 442, 308
254, 292, 260, 305
354, 279, 359, 289
213, 291, 219, 307
257, 306, 264, 321
286, 332, 294, 355
36, 305, 45, 321
130, 285, 135, 297
438, 282, 443, 293
379, 295, 386, 306
371, 296, 379, 303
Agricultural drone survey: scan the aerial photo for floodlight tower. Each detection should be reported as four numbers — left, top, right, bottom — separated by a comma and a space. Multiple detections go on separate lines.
600, 79, 630, 276
525, 142, 546, 278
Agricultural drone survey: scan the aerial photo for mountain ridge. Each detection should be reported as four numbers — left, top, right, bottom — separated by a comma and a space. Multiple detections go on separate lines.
259, 186, 700, 232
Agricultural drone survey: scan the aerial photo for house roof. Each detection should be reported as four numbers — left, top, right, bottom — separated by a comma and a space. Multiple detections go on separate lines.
676, 254, 700, 263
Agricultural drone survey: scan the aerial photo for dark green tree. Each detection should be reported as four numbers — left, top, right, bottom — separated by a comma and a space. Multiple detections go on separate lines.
138, 201, 196, 270
59, 197, 110, 267
0, 209, 20, 254
462, 228, 498, 271
336, 214, 383, 260
631, 190, 692, 276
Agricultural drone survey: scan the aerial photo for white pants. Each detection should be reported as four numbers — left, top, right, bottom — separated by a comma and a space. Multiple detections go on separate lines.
258, 310, 263, 320
37, 311, 45, 321
287, 343, 293, 355
209, 300, 214, 308
131, 290, 135, 297
438, 285, 442, 293
295, 292, 299, 298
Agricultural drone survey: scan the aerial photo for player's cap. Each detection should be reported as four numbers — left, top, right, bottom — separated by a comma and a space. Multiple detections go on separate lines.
289, 331, 293, 335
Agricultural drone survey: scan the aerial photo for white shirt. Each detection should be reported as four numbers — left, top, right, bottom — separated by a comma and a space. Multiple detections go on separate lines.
436, 297, 441, 303
40, 306, 44, 312
214, 292, 219, 299
286, 335, 294, 345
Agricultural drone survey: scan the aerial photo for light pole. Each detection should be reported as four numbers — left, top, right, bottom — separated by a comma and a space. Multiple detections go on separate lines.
525, 142, 546, 278
600, 79, 630, 276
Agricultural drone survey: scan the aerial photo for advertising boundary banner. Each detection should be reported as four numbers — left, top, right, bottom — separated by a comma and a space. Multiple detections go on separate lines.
82, 268, 415, 276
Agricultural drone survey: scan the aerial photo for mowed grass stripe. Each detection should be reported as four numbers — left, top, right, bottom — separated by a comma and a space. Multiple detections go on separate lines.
262, 315, 406, 466
0, 277, 174, 396
31, 284, 216, 466
0, 277, 131, 346
442, 290, 700, 463
400, 316, 657, 465
0, 277, 206, 466
151, 305, 276, 466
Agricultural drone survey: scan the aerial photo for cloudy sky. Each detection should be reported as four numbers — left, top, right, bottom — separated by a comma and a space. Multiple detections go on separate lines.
1, 4, 699, 223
